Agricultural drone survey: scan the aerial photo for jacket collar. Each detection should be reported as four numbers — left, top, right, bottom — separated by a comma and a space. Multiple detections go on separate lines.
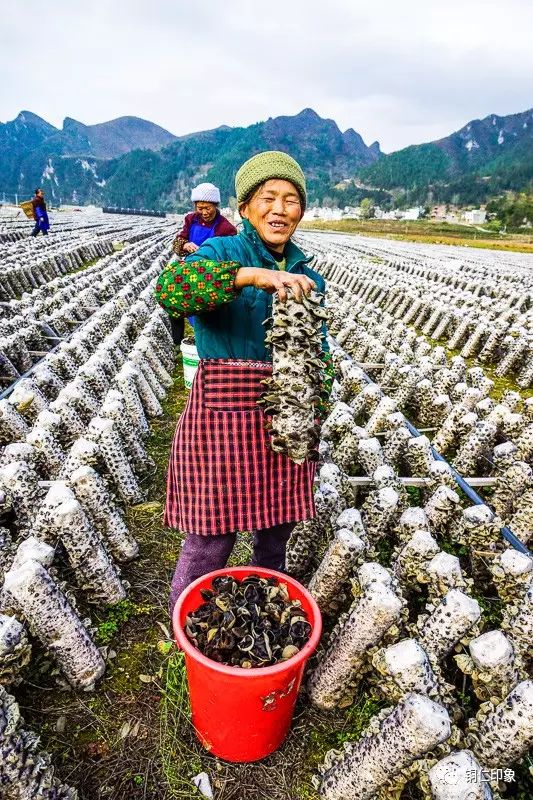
193, 210, 220, 226
240, 219, 313, 269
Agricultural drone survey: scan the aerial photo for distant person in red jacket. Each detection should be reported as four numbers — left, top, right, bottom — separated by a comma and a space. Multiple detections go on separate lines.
172, 183, 237, 257
31, 188, 50, 236
170, 183, 237, 342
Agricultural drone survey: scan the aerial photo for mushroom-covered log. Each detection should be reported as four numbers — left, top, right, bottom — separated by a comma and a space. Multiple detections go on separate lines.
260, 288, 327, 464
3, 560, 105, 689
318, 694, 451, 800
307, 582, 403, 709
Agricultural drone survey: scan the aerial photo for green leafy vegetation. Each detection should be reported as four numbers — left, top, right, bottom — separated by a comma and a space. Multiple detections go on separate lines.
358, 109, 533, 207
95, 598, 153, 644
360, 143, 451, 190
374, 535, 395, 566
159, 653, 204, 798
5, 106, 532, 213
486, 192, 533, 232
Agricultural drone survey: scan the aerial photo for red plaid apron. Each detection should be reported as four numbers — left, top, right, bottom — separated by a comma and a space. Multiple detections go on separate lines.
165, 359, 316, 535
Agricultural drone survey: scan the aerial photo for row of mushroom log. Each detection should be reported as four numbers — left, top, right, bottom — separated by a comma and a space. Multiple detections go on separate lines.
299, 231, 533, 386
284, 232, 533, 799
0, 217, 178, 798
303, 373, 532, 796
0, 210, 173, 301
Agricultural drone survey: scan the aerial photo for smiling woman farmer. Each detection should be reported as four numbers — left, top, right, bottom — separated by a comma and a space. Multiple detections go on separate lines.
156, 151, 333, 613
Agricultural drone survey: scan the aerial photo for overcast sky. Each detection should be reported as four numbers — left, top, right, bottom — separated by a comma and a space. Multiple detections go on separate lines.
1, 0, 531, 153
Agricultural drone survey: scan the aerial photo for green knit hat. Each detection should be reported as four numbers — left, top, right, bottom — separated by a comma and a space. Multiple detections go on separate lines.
235, 151, 306, 210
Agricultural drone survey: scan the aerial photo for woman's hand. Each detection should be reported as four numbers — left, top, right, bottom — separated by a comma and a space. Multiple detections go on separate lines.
234, 267, 315, 303
183, 241, 199, 254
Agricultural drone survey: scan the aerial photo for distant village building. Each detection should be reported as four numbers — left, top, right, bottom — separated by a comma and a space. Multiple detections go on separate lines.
343, 206, 362, 219
302, 207, 343, 221
299, 199, 485, 228
374, 207, 422, 221
301, 204, 424, 223
431, 205, 465, 223
374, 209, 400, 220
402, 207, 423, 220
221, 207, 240, 225
463, 209, 487, 225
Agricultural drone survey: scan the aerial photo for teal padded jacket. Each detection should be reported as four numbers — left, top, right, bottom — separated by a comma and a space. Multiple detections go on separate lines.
181, 220, 327, 361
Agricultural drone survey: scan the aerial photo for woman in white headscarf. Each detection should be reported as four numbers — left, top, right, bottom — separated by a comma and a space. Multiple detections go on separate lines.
170, 183, 238, 341
172, 182, 237, 257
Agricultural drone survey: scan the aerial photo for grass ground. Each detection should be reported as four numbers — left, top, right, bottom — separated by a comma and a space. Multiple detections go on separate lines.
301, 219, 533, 254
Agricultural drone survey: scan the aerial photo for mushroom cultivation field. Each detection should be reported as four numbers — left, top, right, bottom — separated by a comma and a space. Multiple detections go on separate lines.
291, 231, 533, 799
0, 212, 179, 797
0, 219, 532, 800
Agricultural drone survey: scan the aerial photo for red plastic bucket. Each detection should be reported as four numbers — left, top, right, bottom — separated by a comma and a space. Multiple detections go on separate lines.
172, 566, 322, 762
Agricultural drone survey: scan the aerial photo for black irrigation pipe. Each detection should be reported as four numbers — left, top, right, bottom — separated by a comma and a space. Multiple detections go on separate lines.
402, 418, 532, 557
331, 337, 532, 557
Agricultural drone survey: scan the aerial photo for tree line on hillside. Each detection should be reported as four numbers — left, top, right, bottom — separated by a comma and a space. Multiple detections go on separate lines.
486, 193, 533, 232
3, 106, 531, 215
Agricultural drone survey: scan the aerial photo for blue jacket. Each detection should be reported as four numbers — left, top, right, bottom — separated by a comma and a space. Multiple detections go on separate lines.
35, 206, 50, 231
185, 220, 327, 361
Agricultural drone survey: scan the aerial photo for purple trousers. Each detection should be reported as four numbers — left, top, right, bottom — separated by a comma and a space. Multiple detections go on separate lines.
169, 523, 294, 615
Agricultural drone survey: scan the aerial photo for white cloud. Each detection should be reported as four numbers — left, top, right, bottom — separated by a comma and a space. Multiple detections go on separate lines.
0, 0, 531, 151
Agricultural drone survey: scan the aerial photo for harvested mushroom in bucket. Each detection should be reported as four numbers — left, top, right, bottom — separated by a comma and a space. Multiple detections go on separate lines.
184, 574, 312, 667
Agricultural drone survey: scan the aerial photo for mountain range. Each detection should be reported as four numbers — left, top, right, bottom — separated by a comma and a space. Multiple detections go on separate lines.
359, 108, 533, 206
1, 106, 531, 210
